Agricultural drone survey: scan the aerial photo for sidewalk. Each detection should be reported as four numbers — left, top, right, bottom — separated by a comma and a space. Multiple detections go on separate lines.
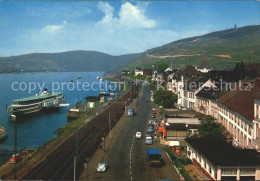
79, 87, 143, 180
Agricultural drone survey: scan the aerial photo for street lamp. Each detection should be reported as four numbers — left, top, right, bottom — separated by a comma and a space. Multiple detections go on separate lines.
86, 157, 89, 181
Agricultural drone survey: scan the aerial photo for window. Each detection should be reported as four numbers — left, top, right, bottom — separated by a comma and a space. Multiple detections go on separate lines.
221, 168, 237, 176
240, 168, 255, 175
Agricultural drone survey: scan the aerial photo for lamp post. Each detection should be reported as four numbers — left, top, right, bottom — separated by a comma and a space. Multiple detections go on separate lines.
86, 157, 89, 181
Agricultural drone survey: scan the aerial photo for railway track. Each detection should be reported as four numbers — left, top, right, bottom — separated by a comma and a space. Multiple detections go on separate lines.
6, 83, 140, 180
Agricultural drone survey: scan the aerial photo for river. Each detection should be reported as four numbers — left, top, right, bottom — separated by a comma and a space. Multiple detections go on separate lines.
0, 72, 114, 164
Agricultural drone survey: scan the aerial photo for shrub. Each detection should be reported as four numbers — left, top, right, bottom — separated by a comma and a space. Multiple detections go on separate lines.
180, 168, 192, 181
174, 159, 183, 168
167, 147, 177, 161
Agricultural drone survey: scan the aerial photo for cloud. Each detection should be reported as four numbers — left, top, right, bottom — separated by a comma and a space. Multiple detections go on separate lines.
41, 21, 67, 34
98, 2, 156, 29
119, 2, 156, 28
98, 2, 115, 24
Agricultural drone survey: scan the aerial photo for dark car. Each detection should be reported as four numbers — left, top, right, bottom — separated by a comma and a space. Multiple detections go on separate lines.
147, 127, 154, 134
150, 113, 155, 118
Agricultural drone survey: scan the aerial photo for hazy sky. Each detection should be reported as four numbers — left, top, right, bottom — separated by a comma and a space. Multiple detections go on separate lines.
0, 1, 259, 57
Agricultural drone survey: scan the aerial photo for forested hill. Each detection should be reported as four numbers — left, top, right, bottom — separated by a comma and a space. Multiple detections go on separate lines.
0, 50, 140, 73
123, 25, 260, 70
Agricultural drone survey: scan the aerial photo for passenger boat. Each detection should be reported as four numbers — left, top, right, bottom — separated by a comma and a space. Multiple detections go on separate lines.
8, 89, 64, 118
0, 124, 7, 141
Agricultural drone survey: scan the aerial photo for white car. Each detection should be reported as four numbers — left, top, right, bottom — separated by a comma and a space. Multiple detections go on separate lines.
136, 132, 142, 139
97, 161, 108, 172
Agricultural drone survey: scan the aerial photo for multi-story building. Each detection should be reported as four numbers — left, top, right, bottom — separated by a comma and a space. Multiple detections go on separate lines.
195, 87, 224, 119
252, 98, 260, 150
217, 80, 260, 149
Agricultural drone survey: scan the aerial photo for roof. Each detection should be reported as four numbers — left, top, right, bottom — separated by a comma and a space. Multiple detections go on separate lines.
143, 69, 153, 76
13, 92, 61, 102
182, 65, 204, 79
217, 80, 260, 121
147, 148, 161, 155
85, 96, 100, 102
165, 123, 199, 130
167, 118, 200, 125
184, 77, 208, 91
186, 138, 260, 166
196, 87, 225, 100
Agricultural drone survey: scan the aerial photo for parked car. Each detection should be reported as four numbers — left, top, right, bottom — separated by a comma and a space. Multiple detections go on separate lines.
136, 132, 142, 139
8, 154, 22, 164
145, 137, 153, 145
97, 161, 108, 172
150, 113, 155, 118
146, 133, 153, 139
147, 127, 154, 134
148, 120, 155, 126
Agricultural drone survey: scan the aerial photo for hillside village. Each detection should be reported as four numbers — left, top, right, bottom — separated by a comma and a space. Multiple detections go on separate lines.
121, 63, 260, 180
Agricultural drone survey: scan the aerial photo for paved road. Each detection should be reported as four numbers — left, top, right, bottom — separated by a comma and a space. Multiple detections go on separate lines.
93, 85, 179, 181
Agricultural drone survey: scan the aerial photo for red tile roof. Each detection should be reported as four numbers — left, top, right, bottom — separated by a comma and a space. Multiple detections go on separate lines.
217, 80, 260, 121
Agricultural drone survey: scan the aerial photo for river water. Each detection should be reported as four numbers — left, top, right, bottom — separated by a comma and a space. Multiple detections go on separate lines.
0, 72, 114, 164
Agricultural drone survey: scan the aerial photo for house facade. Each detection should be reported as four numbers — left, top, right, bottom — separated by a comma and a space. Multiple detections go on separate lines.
187, 138, 260, 180
217, 81, 260, 150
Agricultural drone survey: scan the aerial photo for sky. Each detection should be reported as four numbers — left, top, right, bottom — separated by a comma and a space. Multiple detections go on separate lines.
0, 1, 259, 57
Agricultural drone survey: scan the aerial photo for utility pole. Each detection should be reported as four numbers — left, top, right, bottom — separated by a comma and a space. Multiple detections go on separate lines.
74, 126, 79, 180
73, 156, 76, 181
103, 133, 106, 152
109, 112, 111, 141
14, 123, 17, 180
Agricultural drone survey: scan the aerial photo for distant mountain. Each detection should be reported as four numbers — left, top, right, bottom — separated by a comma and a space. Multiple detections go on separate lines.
0, 50, 140, 73
123, 25, 260, 70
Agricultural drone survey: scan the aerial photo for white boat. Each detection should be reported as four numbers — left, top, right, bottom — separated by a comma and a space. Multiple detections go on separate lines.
97, 76, 103, 81
8, 89, 65, 117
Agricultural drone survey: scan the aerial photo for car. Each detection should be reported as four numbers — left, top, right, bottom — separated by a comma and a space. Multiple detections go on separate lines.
147, 127, 154, 134
150, 113, 155, 118
148, 125, 154, 129
145, 137, 153, 145
148, 120, 155, 126
97, 161, 108, 172
145, 134, 153, 140
136, 132, 142, 139
8, 154, 22, 164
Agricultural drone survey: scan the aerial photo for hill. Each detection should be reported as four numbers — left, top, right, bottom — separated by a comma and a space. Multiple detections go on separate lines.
0, 50, 140, 73
123, 25, 260, 70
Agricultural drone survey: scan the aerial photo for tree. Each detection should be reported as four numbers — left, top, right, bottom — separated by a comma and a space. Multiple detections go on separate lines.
153, 88, 177, 108
198, 116, 225, 140
157, 63, 169, 72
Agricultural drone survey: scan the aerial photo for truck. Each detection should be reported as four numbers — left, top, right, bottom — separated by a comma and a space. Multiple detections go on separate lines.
127, 108, 135, 117
147, 148, 162, 166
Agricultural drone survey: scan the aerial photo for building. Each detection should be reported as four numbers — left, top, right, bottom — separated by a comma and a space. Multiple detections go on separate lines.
85, 96, 100, 108
143, 69, 153, 77
182, 65, 204, 79
195, 87, 225, 119
165, 118, 200, 139
186, 138, 260, 180
253, 98, 260, 150
134, 67, 143, 76
182, 78, 214, 109
217, 80, 260, 149
121, 70, 130, 75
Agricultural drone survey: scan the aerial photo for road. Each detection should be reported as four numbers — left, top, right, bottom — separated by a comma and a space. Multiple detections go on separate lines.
93, 85, 179, 181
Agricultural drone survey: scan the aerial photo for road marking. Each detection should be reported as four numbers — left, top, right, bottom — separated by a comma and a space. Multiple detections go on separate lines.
131, 176, 133, 180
